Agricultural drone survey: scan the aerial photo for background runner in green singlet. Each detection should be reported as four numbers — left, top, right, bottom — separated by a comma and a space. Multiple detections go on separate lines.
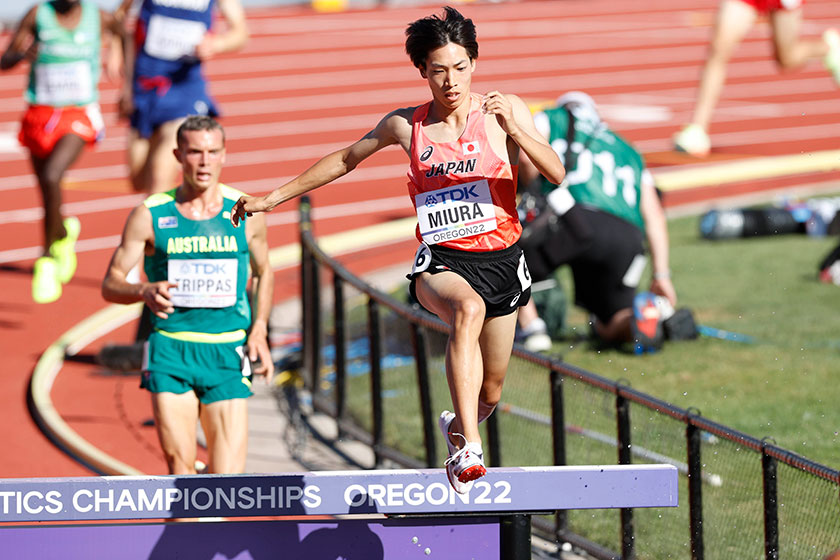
1, 0, 123, 303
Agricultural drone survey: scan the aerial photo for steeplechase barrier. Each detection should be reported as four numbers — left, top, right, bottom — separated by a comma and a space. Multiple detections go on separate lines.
0, 465, 677, 559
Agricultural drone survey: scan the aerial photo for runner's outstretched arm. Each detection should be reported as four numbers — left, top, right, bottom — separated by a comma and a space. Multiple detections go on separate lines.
639, 174, 676, 306
231, 109, 408, 226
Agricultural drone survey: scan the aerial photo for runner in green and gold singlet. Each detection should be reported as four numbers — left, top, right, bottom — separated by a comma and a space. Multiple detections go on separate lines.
103, 116, 274, 476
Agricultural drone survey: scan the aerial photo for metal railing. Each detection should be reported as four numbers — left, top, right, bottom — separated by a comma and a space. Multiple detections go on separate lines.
297, 196, 840, 560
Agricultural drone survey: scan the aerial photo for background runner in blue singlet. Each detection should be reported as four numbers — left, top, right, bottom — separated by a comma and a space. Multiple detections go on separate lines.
116, 0, 248, 194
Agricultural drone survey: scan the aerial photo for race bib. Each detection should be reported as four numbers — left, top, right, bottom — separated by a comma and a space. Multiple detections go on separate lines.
168, 258, 237, 308
410, 244, 432, 276
144, 14, 206, 60
516, 252, 532, 292
34, 61, 92, 105
415, 179, 498, 245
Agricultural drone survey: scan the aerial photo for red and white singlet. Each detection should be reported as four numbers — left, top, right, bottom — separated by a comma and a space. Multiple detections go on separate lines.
407, 93, 521, 252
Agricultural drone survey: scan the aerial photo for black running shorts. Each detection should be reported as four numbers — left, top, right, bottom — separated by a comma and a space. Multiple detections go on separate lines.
407, 243, 532, 318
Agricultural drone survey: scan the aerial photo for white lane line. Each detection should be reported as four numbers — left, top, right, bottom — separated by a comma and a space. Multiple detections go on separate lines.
30, 302, 146, 476
0, 40, 811, 107
0, 194, 144, 224
0, 131, 23, 155
0, 234, 123, 264
0, 164, 408, 223
3, 82, 839, 166
3, 80, 838, 167
5, 145, 838, 261
0, 69, 835, 164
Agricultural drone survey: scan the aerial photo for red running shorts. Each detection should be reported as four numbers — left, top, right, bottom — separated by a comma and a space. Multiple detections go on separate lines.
19, 104, 104, 159
737, 0, 803, 14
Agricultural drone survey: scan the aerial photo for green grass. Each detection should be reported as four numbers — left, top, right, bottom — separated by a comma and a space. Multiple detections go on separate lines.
549, 212, 840, 468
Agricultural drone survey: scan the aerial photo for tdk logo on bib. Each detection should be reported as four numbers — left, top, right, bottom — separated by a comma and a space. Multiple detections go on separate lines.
180, 261, 229, 275
414, 179, 498, 245
423, 184, 481, 207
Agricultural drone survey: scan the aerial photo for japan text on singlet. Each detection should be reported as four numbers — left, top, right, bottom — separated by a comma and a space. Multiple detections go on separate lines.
143, 184, 251, 335
407, 93, 521, 252
26, 1, 100, 107
133, 0, 213, 80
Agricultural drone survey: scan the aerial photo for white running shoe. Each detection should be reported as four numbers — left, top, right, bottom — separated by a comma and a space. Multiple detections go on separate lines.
673, 124, 711, 157
445, 441, 486, 492
824, 29, 840, 86
523, 331, 552, 353
520, 318, 552, 352
438, 411, 486, 494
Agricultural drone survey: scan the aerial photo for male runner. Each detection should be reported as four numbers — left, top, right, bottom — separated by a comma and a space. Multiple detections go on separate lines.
230, 7, 565, 492
102, 116, 274, 474
117, 0, 248, 193
1, 0, 122, 303
673, 0, 840, 156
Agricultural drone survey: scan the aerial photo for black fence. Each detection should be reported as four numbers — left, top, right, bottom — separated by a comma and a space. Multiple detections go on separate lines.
296, 196, 840, 560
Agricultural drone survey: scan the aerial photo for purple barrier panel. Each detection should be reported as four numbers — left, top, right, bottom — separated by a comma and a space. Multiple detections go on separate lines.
0, 465, 678, 522
0, 517, 499, 559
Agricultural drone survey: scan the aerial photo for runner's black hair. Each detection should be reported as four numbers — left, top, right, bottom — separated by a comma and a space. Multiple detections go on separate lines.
405, 6, 478, 69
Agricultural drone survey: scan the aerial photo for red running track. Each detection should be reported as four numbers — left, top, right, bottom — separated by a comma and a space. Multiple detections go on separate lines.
0, 0, 838, 477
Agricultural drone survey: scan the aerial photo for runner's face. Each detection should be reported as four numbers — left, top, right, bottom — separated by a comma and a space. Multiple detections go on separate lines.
421, 43, 475, 110
176, 129, 225, 191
